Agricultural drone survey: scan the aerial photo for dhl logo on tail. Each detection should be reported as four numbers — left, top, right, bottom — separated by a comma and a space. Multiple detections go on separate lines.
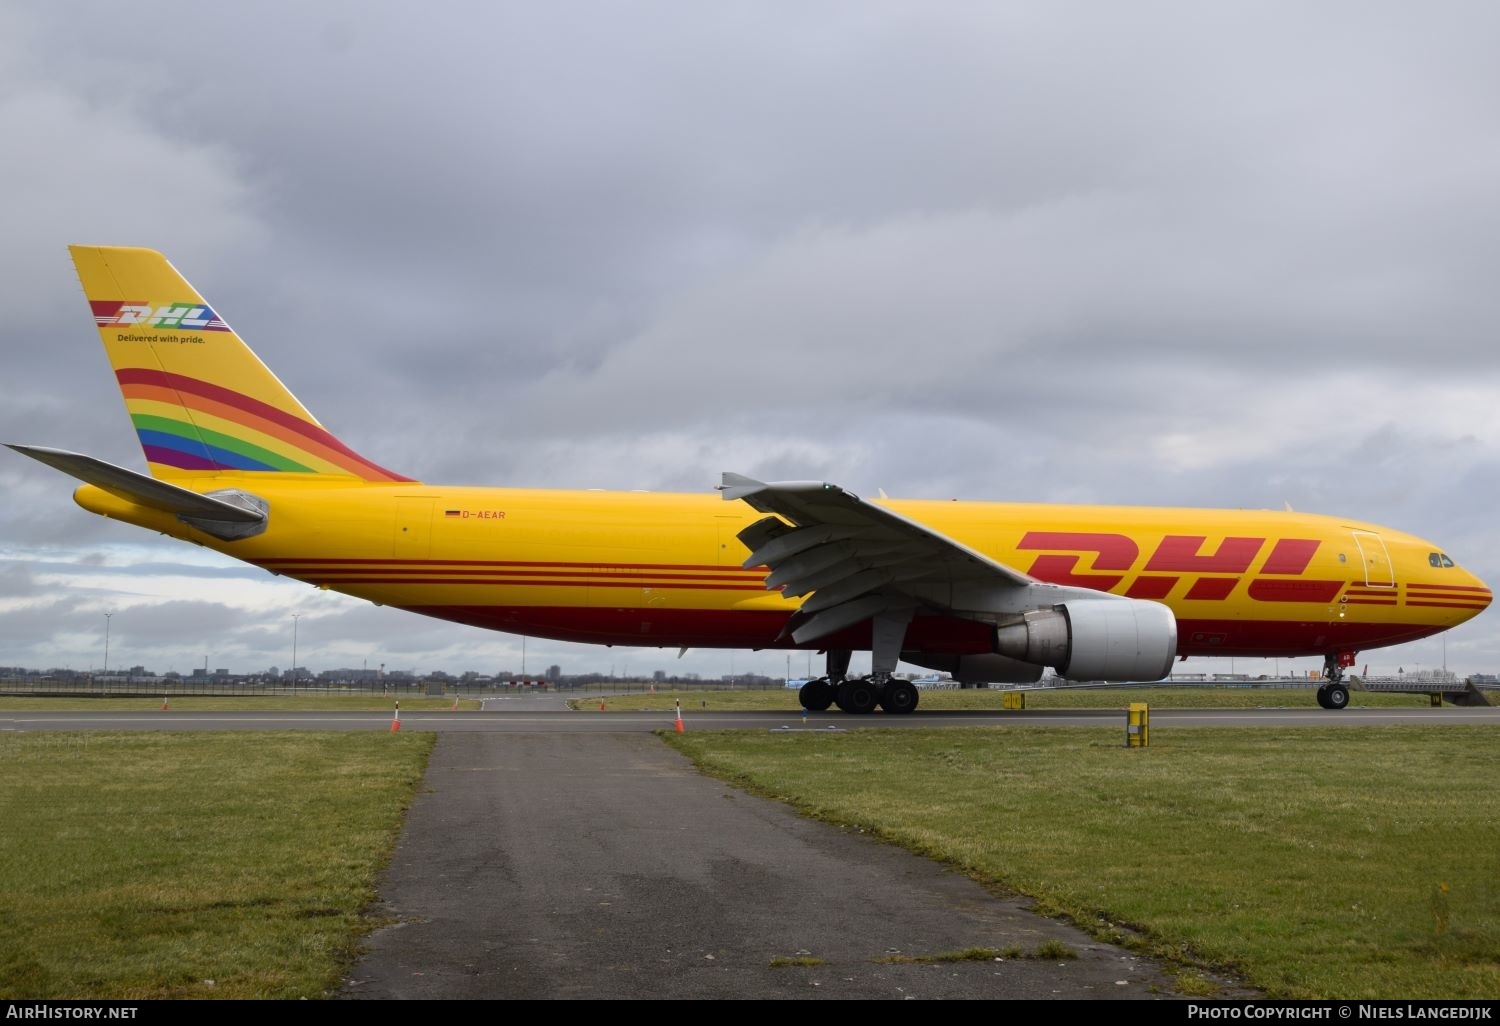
71, 245, 412, 483
91, 301, 230, 331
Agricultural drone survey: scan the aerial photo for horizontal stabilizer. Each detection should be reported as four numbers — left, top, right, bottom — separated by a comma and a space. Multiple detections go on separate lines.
7, 444, 265, 524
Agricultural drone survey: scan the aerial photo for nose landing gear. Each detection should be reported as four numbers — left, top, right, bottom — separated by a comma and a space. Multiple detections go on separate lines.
1316, 651, 1355, 710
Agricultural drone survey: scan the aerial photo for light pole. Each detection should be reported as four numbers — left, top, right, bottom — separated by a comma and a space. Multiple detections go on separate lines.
102, 611, 113, 677
291, 614, 301, 693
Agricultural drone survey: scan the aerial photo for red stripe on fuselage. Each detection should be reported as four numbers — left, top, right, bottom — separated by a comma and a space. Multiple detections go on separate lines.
1185, 577, 1238, 601
312, 577, 769, 591
254, 557, 763, 574
1246, 580, 1343, 603
281, 568, 763, 583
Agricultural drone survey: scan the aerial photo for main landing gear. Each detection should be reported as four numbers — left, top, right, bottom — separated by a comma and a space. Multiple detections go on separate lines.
1316, 651, 1354, 710
796, 640, 921, 715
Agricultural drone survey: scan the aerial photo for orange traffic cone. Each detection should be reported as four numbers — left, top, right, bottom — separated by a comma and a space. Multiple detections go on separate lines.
674, 700, 684, 733
161, 695, 169, 711
599, 699, 607, 711
390, 701, 401, 733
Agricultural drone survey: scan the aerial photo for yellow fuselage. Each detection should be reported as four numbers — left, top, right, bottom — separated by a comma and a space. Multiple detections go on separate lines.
75, 476, 1491, 660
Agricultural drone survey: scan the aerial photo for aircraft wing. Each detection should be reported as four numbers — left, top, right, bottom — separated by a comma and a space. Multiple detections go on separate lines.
720, 472, 1098, 644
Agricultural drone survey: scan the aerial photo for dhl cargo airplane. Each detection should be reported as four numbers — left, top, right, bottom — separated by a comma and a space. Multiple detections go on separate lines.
8, 247, 1491, 713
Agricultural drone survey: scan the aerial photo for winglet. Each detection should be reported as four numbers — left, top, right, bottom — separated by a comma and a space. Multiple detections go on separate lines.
719, 472, 767, 501
720, 472, 844, 502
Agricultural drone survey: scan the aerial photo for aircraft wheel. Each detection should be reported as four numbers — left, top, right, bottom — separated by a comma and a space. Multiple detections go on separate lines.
1315, 686, 1332, 710
1324, 684, 1350, 710
879, 681, 919, 715
835, 679, 879, 714
799, 679, 834, 712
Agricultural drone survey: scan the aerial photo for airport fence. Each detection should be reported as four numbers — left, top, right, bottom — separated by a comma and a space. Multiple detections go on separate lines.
0, 677, 788, 698
0, 677, 554, 698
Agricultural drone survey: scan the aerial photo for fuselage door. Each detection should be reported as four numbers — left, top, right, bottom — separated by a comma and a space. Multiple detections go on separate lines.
717, 514, 751, 568
394, 497, 436, 558
1351, 530, 1394, 588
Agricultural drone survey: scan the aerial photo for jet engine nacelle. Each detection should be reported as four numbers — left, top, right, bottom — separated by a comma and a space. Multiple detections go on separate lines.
994, 599, 1177, 682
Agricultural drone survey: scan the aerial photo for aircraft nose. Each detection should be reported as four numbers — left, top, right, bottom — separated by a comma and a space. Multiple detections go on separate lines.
1407, 557, 1491, 625
1469, 574, 1492, 614
1448, 570, 1491, 623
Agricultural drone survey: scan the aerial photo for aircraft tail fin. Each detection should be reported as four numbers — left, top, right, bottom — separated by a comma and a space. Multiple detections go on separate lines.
69, 245, 414, 483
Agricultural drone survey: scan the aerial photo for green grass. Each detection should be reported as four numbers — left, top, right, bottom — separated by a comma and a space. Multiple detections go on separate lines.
576, 686, 1434, 712
1034, 939, 1078, 960
0, 731, 434, 999
768, 955, 825, 968
664, 725, 1500, 999
1174, 970, 1221, 997
0, 696, 481, 712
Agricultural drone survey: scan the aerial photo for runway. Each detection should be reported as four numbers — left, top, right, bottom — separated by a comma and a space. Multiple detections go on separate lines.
3, 704, 1497, 732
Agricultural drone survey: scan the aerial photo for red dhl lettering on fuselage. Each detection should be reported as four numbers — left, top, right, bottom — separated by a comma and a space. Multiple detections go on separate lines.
1017, 532, 1341, 603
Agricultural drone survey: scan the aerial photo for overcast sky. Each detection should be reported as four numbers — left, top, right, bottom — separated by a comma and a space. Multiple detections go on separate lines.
2, 2, 1497, 681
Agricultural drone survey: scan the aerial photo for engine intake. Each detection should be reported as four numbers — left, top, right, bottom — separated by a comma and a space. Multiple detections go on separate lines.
994, 599, 1177, 682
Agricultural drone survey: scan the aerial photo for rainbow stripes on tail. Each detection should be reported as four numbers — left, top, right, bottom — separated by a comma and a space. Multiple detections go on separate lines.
70, 246, 413, 483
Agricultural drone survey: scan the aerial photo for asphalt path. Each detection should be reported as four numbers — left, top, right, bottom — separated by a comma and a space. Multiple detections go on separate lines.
339, 731, 1230, 1000
3, 702, 1497, 732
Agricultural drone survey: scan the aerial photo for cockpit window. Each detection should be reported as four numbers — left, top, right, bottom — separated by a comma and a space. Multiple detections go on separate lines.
1430, 552, 1456, 568
1441, 553, 1455, 568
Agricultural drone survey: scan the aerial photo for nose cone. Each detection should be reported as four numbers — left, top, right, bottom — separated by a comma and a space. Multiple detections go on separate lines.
1418, 566, 1491, 626
1395, 529, 1491, 626
1460, 570, 1493, 620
